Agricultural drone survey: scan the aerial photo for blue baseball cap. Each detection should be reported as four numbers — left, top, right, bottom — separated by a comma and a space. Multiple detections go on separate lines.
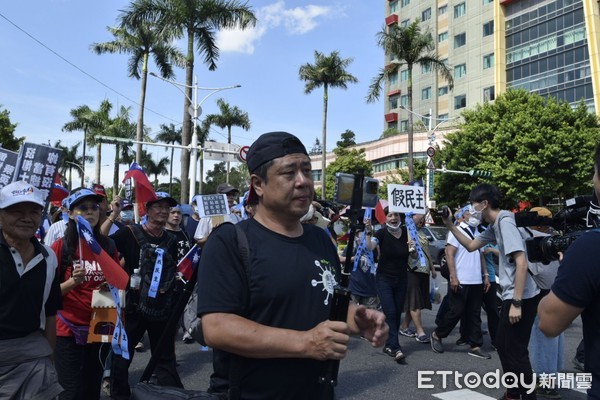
146, 191, 177, 208
65, 188, 103, 210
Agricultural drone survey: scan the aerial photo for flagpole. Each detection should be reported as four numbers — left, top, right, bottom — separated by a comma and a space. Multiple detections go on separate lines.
76, 217, 84, 268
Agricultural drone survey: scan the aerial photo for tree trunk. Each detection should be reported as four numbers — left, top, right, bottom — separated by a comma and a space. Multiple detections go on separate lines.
81, 128, 87, 188
321, 85, 328, 199
180, 29, 195, 204
407, 67, 414, 183
136, 54, 149, 165
226, 125, 231, 184
95, 144, 102, 184
113, 144, 120, 196
169, 147, 174, 195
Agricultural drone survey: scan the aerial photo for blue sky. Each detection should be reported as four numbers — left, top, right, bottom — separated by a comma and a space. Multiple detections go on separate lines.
0, 0, 385, 186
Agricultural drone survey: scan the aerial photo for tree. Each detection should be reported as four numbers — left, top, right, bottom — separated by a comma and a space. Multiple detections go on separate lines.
309, 137, 322, 156
0, 106, 25, 151
105, 106, 137, 193
436, 89, 600, 207
299, 50, 358, 199
204, 98, 250, 183
63, 105, 100, 187
155, 123, 182, 195
336, 129, 356, 149
54, 141, 88, 190
203, 161, 249, 195
122, 0, 256, 204
367, 20, 453, 183
323, 146, 373, 200
85, 100, 113, 184
139, 149, 170, 186
93, 4, 185, 167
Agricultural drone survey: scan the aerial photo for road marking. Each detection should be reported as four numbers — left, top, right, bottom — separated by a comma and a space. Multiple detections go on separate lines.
433, 389, 496, 399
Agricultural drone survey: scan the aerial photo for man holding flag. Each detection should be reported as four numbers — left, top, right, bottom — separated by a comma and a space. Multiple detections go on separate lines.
109, 191, 183, 399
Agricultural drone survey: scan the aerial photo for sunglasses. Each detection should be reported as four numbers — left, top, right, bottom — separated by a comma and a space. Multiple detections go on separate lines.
75, 204, 100, 212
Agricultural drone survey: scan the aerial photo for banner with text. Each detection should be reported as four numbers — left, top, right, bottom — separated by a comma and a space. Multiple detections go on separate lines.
197, 194, 231, 218
387, 184, 426, 214
0, 147, 18, 190
13, 143, 63, 207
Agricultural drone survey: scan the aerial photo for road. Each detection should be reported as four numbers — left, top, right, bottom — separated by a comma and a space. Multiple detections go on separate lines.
111, 275, 588, 399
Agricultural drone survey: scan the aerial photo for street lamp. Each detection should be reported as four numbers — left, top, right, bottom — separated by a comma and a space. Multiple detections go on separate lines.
150, 72, 241, 201
65, 161, 85, 189
398, 106, 460, 207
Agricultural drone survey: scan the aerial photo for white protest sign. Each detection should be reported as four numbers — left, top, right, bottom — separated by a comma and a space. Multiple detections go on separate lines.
197, 194, 231, 218
387, 184, 426, 214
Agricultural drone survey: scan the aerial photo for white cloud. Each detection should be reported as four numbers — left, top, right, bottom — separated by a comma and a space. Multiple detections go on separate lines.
217, 1, 334, 54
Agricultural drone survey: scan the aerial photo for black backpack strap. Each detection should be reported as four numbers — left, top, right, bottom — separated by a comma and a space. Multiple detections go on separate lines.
228, 223, 251, 400
459, 225, 475, 240
128, 224, 148, 250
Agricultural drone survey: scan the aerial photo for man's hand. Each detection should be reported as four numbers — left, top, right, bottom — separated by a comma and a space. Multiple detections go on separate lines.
483, 276, 491, 293
305, 320, 350, 361
508, 304, 522, 324
449, 275, 461, 293
353, 306, 388, 348
441, 206, 453, 227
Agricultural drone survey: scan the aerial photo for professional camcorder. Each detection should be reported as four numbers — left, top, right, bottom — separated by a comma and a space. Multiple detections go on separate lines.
515, 195, 597, 264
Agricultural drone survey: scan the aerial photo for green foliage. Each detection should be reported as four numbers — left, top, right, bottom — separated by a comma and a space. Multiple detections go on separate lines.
203, 162, 249, 195
323, 147, 373, 200
336, 129, 356, 148
381, 128, 399, 138
0, 106, 25, 151
435, 89, 600, 207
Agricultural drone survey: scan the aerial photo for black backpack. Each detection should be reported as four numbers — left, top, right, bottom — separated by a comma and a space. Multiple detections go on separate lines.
129, 225, 179, 321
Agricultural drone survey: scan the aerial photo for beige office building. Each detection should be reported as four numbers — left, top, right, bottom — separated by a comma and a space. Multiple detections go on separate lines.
312, 0, 600, 189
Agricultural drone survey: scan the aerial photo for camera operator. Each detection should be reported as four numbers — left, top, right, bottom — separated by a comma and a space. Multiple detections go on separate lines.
441, 183, 540, 400
538, 143, 600, 400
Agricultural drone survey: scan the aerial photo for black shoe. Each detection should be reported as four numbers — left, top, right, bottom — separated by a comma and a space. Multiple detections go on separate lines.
456, 337, 469, 346
394, 350, 406, 364
468, 348, 491, 359
431, 333, 444, 353
536, 387, 561, 399
383, 347, 396, 357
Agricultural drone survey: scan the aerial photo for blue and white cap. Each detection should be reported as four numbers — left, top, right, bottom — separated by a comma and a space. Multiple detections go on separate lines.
0, 181, 45, 209
64, 188, 103, 210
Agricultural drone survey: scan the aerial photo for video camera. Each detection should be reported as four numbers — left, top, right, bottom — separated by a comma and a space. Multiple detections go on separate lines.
515, 195, 594, 264
333, 173, 379, 209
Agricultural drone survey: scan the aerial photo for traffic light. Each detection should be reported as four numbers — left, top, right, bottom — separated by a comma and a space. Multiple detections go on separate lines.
469, 169, 492, 178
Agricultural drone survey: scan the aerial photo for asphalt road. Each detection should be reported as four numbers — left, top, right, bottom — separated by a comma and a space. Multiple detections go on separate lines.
111, 275, 588, 399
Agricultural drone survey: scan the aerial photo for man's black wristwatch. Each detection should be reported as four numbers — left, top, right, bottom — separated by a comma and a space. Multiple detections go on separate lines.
511, 298, 522, 308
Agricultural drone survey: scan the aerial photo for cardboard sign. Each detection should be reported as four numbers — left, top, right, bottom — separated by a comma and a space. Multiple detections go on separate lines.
197, 194, 230, 218
387, 184, 426, 214
13, 143, 63, 205
0, 147, 18, 190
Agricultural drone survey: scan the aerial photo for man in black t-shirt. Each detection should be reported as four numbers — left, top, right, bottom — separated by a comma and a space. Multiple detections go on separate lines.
198, 131, 388, 399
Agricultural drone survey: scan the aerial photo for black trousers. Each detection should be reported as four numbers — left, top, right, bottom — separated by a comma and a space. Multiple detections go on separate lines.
435, 283, 484, 348
55, 336, 111, 400
110, 312, 183, 399
496, 296, 540, 400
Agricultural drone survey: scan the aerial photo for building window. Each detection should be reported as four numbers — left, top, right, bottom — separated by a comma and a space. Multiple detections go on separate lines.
421, 63, 432, 74
438, 86, 449, 96
454, 94, 467, 109
454, 33, 466, 48
389, 94, 399, 109
454, 3, 466, 18
483, 0, 493, 4
438, 31, 448, 42
400, 120, 409, 132
454, 63, 466, 78
439, 5, 448, 15
401, 0, 410, 7
400, 69, 409, 81
438, 113, 449, 120
389, 72, 398, 86
389, 0, 398, 13
387, 121, 398, 130
400, 95, 409, 107
422, 87, 432, 100
483, 86, 495, 102
422, 8, 431, 21
483, 53, 494, 69
400, 19, 410, 28
312, 170, 321, 182
483, 21, 494, 37
421, 115, 431, 126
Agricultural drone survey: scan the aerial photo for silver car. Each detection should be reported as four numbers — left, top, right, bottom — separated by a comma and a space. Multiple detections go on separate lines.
420, 225, 449, 266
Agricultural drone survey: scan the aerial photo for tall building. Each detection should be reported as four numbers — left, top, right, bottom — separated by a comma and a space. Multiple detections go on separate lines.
384, 0, 596, 131
311, 0, 597, 192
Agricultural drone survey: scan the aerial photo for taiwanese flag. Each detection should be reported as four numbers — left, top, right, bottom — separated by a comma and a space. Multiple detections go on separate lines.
122, 162, 157, 213
49, 174, 69, 206
76, 215, 129, 290
177, 246, 201, 281
374, 199, 388, 225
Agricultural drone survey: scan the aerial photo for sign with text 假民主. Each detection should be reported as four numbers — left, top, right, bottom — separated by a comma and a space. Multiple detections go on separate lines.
387, 184, 426, 214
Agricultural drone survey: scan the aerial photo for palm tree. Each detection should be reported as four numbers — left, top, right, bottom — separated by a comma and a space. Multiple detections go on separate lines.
92, 7, 185, 167
367, 20, 453, 182
140, 149, 170, 186
196, 119, 211, 194
204, 98, 250, 183
121, 0, 256, 203
62, 105, 99, 187
299, 50, 358, 199
85, 100, 113, 184
105, 106, 137, 193
54, 141, 90, 190
155, 123, 182, 195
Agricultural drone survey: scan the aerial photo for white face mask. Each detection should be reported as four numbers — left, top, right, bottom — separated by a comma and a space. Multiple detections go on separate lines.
386, 221, 402, 233
120, 210, 134, 221
467, 216, 480, 227
469, 205, 484, 221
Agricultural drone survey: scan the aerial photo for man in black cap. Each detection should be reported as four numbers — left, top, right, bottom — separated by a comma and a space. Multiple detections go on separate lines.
193, 182, 241, 246
197, 132, 388, 399
110, 192, 183, 399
